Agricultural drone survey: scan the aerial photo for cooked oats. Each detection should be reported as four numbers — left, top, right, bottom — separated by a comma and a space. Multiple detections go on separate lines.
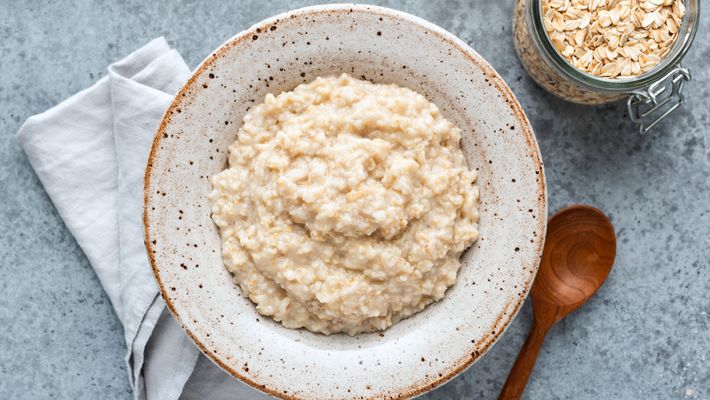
209, 74, 480, 335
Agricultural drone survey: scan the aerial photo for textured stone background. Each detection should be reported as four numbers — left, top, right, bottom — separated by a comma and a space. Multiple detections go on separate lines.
1, 1, 708, 399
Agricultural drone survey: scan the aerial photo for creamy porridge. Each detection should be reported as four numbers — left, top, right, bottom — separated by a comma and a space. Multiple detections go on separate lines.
209, 74, 479, 335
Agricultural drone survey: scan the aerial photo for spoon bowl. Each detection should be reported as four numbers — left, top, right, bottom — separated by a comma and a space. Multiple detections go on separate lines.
499, 205, 616, 399
533, 205, 616, 319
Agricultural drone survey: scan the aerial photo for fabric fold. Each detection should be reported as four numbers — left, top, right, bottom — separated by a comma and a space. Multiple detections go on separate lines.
17, 37, 205, 400
109, 39, 194, 396
110, 42, 190, 365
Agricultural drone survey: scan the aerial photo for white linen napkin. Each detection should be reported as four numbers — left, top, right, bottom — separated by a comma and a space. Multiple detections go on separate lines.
17, 37, 269, 400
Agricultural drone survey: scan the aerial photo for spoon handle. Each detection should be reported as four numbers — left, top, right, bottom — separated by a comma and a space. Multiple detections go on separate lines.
498, 321, 550, 400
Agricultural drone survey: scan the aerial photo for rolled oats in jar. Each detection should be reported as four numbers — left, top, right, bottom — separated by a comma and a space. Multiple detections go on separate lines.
513, 0, 700, 132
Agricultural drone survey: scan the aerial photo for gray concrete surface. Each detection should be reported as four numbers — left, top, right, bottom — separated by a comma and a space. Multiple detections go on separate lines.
1, 1, 708, 399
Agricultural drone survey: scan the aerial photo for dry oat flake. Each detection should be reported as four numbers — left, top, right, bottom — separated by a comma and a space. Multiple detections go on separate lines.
543, 0, 686, 78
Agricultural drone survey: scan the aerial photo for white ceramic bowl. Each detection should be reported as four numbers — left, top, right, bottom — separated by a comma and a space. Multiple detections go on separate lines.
144, 4, 546, 399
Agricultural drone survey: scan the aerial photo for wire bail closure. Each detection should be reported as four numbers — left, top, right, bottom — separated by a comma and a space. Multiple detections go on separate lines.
627, 66, 691, 134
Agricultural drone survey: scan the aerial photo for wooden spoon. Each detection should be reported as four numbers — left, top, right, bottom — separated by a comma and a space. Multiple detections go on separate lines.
498, 205, 617, 400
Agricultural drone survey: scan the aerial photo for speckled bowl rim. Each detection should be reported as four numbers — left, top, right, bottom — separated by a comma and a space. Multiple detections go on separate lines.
144, 4, 547, 399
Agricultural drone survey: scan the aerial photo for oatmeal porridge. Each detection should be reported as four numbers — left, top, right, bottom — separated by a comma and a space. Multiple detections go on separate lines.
209, 74, 480, 335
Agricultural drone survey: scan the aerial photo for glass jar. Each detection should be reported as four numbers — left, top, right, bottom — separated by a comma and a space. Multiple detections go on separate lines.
513, 0, 700, 132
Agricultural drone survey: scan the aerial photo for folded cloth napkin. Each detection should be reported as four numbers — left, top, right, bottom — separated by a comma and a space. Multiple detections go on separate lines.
18, 37, 269, 400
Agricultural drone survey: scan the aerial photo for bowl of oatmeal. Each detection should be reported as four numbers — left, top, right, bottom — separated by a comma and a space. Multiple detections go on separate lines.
144, 4, 546, 399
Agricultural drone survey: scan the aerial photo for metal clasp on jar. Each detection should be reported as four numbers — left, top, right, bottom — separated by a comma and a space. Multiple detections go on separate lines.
627, 66, 691, 134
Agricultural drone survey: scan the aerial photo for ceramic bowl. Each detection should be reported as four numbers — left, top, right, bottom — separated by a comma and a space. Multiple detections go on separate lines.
144, 4, 546, 399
